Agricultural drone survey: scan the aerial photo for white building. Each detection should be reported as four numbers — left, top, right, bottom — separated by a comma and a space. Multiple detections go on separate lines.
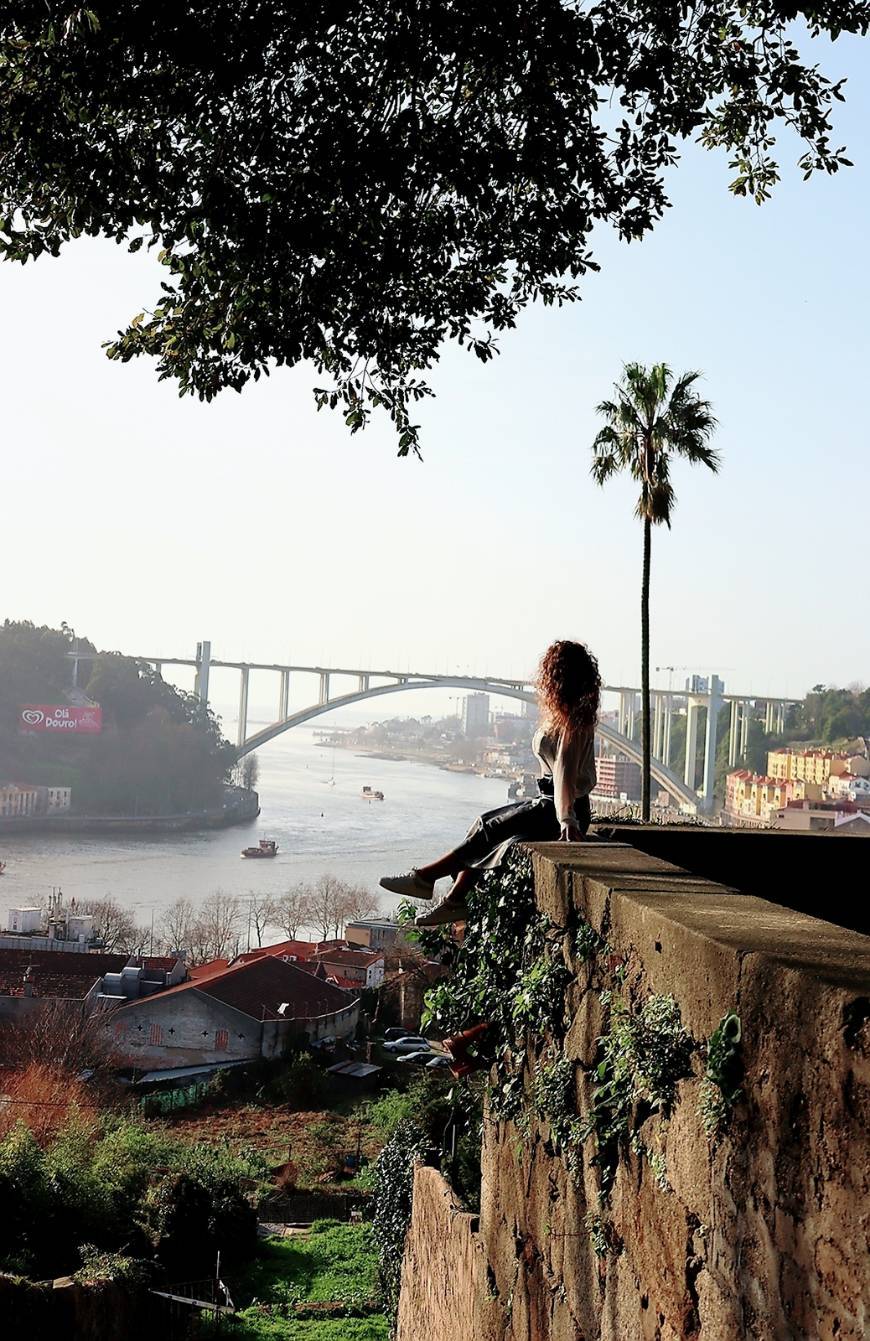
6, 907, 42, 935
0, 784, 40, 817
462, 692, 490, 738
43, 786, 72, 813
827, 774, 870, 802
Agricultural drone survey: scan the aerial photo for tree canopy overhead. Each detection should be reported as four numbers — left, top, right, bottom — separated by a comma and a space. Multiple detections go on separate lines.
0, 3, 866, 453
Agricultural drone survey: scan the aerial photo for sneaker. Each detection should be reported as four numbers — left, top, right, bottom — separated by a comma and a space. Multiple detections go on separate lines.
379, 869, 435, 900
416, 892, 469, 927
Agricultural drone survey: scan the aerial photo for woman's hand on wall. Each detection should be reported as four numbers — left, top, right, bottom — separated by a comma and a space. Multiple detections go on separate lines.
559, 820, 583, 842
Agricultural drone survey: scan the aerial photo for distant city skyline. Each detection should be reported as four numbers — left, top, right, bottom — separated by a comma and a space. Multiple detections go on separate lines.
3, 32, 868, 701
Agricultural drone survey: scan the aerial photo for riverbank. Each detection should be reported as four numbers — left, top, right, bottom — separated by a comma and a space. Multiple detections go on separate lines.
0, 786, 260, 836
321, 736, 508, 778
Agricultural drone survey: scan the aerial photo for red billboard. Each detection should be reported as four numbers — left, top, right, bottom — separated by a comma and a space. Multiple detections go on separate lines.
19, 705, 102, 735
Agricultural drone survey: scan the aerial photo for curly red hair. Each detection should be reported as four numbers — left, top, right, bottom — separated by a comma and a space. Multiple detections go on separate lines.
537, 640, 601, 733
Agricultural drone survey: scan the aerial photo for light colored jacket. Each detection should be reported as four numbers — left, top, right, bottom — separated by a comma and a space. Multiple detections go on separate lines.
533, 725, 597, 822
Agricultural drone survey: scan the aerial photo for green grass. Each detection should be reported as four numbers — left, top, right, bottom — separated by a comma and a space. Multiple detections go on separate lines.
234, 1222, 379, 1307
212, 1315, 389, 1340
207, 1221, 388, 1340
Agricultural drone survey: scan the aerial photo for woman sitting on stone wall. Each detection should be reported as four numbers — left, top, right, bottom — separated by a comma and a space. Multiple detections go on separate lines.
380, 639, 600, 925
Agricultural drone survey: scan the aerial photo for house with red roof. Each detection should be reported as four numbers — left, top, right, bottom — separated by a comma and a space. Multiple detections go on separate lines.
310, 945, 385, 990
106, 954, 359, 1071
0, 948, 185, 1024
231, 938, 385, 990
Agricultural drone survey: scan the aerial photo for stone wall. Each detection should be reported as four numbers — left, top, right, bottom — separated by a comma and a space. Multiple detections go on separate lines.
397, 841, 870, 1341
396, 1165, 502, 1341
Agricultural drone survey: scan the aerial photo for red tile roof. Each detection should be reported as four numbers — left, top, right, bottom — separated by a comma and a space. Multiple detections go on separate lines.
311, 947, 383, 968
189, 958, 230, 979
116, 954, 355, 1023
0, 949, 183, 1001
0, 949, 122, 999
235, 939, 321, 965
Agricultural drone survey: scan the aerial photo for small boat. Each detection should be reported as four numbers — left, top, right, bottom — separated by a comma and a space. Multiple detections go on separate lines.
0, 861, 5, 875
361, 786, 384, 801
241, 838, 279, 859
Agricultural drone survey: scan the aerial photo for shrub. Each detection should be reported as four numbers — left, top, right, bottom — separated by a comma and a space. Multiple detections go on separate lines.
370, 1120, 430, 1319
0, 1114, 262, 1282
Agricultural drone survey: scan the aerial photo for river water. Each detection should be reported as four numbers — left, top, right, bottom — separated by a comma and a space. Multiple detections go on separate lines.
0, 728, 509, 932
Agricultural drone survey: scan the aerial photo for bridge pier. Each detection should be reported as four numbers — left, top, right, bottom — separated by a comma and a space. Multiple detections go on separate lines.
740, 701, 750, 758
700, 676, 724, 811
662, 696, 673, 767
764, 700, 774, 734
684, 701, 699, 791
358, 674, 369, 693
619, 691, 636, 741
728, 699, 739, 767
279, 670, 290, 722
194, 640, 212, 705
319, 672, 330, 706
237, 667, 250, 749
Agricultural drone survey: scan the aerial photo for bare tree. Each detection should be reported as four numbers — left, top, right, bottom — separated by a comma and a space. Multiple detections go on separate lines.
335, 883, 379, 933
232, 752, 260, 791
245, 891, 274, 949
304, 875, 378, 941
0, 999, 119, 1076
271, 884, 313, 941
0, 1003, 121, 1139
158, 897, 197, 956
78, 897, 147, 954
189, 891, 243, 963
304, 874, 348, 941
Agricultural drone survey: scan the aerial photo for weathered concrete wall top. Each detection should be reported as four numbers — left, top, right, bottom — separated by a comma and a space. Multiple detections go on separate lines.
398, 839, 870, 1341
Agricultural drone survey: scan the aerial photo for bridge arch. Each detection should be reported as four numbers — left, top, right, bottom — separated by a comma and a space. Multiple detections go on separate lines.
235, 677, 698, 810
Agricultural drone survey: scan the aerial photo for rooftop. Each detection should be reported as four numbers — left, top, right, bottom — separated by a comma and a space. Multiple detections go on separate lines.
0, 948, 182, 1000
117, 953, 355, 1023
311, 946, 383, 968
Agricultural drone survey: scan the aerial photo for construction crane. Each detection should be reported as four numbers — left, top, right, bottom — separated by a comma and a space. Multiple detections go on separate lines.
655, 665, 735, 693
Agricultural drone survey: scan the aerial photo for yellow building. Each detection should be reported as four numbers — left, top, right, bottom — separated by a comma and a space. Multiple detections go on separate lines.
768, 749, 841, 788
727, 770, 820, 823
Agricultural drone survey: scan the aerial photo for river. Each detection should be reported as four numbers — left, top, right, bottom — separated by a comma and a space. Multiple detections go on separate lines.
0, 728, 510, 933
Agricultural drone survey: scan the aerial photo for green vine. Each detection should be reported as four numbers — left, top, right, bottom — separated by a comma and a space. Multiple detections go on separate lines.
580, 993, 691, 1199
698, 1012, 743, 1138
511, 948, 571, 1034
412, 850, 744, 1228
370, 1120, 430, 1319
575, 919, 608, 963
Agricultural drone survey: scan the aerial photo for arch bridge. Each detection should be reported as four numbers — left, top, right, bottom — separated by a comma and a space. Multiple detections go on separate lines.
74, 641, 799, 814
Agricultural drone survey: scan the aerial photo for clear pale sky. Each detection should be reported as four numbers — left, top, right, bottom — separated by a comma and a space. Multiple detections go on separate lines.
3, 32, 868, 714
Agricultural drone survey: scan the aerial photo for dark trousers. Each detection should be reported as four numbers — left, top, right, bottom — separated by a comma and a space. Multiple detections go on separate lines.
450, 792, 592, 873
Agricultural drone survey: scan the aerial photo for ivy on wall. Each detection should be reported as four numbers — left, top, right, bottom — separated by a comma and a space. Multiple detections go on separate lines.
383, 849, 744, 1289
425, 851, 742, 1208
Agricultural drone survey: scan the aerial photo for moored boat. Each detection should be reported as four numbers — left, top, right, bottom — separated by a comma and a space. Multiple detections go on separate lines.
361, 786, 384, 801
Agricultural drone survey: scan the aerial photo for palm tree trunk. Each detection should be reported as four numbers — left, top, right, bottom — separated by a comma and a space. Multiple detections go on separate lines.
641, 516, 651, 822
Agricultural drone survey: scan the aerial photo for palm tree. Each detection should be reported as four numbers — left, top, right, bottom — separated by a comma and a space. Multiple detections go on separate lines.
591, 364, 718, 820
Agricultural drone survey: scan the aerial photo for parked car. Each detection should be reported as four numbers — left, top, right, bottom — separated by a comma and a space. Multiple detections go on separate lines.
383, 1027, 413, 1042
397, 1049, 436, 1066
382, 1034, 430, 1053
425, 1054, 453, 1071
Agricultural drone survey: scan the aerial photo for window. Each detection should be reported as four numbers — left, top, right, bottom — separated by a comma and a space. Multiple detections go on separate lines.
149, 1023, 163, 1045
215, 1028, 229, 1050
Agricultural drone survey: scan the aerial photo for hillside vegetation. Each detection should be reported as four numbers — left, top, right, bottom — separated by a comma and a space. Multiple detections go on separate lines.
0, 620, 234, 815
